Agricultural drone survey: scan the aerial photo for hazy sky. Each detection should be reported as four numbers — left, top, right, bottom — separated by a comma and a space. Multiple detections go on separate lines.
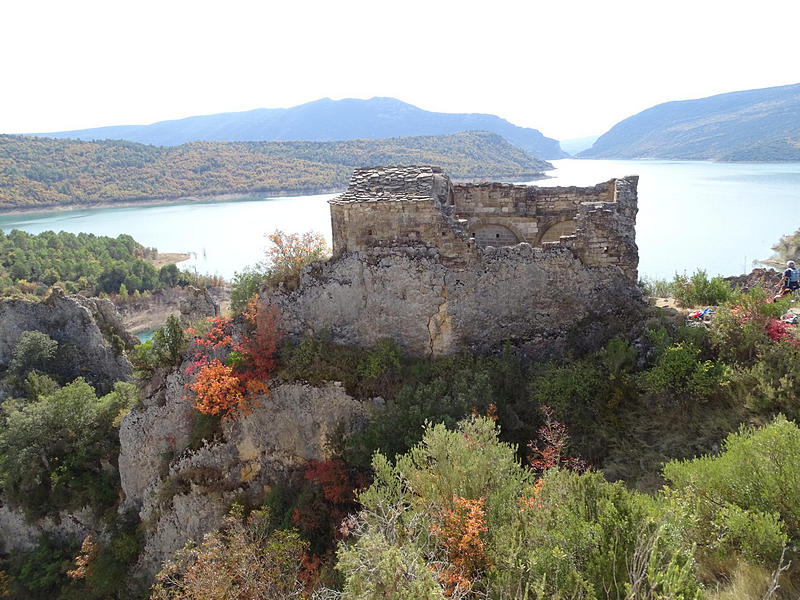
2, 0, 798, 140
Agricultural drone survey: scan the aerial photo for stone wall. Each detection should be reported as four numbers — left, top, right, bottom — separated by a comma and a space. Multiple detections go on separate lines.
271, 244, 642, 357
330, 166, 474, 267
329, 166, 638, 278
277, 165, 642, 357
451, 179, 616, 248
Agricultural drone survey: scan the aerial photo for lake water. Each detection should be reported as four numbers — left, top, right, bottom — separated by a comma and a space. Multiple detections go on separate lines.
1, 159, 798, 280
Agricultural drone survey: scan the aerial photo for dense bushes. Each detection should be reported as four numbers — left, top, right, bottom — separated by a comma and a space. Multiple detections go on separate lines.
0, 228, 213, 298
664, 416, 800, 598
0, 378, 137, 518
336, 416, 703, 600
672, 270, 732, 307
639, 269, 732, 307
151, 505, 306, 600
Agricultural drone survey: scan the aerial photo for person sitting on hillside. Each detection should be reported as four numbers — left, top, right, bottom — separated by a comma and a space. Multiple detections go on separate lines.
776, 260, 800, 297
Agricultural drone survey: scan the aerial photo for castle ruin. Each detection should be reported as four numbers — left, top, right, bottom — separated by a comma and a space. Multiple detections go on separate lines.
269, 166, 642, 356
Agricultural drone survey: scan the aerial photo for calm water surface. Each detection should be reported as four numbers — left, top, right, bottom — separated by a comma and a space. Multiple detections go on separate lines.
1, 160, 798, 280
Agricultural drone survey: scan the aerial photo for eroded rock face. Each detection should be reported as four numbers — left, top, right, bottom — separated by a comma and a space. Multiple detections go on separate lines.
119, 378, 367, 577
0, 503, 99, 554
271, 245, 643, 357
179, 285, 219, 326
0, 289, 132, 396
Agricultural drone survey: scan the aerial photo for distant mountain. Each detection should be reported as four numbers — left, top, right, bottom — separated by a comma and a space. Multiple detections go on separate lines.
0, 131, 552, 210
32, 97, 568, 159
579, 83, 800, 161
559, 135, 599, 156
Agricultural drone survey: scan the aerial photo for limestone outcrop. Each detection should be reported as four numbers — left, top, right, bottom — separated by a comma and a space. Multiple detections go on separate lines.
0, 288, 132, 395
178, 285, 220, 325
0, 503, 100, 555
118, 369, 368, 576
270, 166, 643, 356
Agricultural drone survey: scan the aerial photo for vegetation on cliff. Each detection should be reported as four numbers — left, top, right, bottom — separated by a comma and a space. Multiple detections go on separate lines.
0, 132, 552, 210
3, 257, 800, 598
771, 227, 800, 264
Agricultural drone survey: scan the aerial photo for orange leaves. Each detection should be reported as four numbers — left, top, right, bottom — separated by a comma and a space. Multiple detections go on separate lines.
189, 359, 247, 419
67, 534, 99, 580
430, 496, 490, 598
528, 405, 586, 474
264, 229, 330, 287
185, 302, 283, 420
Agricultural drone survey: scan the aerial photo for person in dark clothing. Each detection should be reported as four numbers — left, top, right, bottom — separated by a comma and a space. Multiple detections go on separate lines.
777, 260, 800, 296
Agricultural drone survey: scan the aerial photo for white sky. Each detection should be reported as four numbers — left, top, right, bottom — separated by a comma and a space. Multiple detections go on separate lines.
1, 0, 798, 140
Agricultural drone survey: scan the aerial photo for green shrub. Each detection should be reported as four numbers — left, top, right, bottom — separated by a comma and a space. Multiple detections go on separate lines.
0, 535, 77, 600
357, 338, 402, 379
639, 276, 674, 298
229, 266, 268, 315
640, 342, 727, 402
347, 354, 496, 467
8, 330, 58, 375
672, 269, 732, 307
132, 315, 186, 376
0, 379, 137, 518
22, 371, 59, 401
663, 415, 800, 565
729, 341, 800, 417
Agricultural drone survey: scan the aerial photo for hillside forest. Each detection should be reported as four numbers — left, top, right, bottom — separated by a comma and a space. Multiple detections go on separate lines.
0, 132, 551, 210
0, 229, 211, 299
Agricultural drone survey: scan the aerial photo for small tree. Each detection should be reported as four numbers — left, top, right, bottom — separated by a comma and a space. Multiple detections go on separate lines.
9, 330, 58, 375
264, 230, 329, 289
151, 505, 306, 600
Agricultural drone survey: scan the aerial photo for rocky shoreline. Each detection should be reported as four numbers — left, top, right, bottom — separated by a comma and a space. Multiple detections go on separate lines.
114, 285, 230, 335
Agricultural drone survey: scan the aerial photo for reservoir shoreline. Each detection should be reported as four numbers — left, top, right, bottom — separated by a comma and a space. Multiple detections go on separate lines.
0, 173, 550, 217
0, 187, 345, 217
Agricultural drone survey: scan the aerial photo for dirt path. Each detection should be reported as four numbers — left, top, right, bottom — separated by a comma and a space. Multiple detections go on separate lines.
147, 252, 191, 269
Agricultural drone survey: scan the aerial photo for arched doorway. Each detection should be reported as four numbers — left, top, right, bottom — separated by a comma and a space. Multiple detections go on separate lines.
540, 220, 576, 244
471, 224, 519, 247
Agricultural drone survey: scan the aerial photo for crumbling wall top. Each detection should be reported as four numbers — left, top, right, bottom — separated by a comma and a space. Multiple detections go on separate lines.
331, 166, 452, 204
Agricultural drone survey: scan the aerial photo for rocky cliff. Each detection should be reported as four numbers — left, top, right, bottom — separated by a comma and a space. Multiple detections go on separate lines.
0, 288, 133, 395
271, 245, 642, 357
118, 355, 368, 576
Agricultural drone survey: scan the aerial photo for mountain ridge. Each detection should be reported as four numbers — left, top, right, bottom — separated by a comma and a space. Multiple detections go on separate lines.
579, 82, 800, 161
29, 97, 567, 159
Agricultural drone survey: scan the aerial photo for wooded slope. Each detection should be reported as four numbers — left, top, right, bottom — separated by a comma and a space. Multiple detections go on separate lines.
0, 131, 552, 209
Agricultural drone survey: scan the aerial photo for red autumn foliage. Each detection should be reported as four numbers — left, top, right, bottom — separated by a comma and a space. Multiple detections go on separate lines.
528, 405, 586, 474
236, 299, 283, 397
184, 302, 283, 420
292, 459, 364, 539
430, 496, 491, 598
290, 459, 367, 591
189, 359, 246, 419
766, 318, 799, 345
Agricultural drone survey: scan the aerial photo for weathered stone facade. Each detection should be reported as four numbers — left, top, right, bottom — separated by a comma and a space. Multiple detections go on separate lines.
271, 165, 642, 356
330, 166, 639, 279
